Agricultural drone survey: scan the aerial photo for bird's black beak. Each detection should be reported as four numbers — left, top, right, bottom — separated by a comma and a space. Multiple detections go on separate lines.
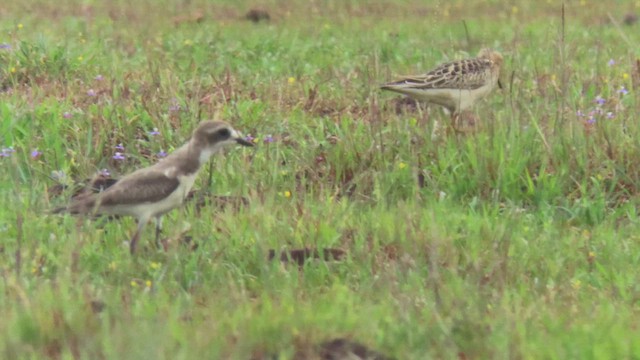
498, 79, 504, 90
235, 137, 255, 147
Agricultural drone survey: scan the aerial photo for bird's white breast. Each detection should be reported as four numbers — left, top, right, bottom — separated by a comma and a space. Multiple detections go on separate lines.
199, 147, 218, 165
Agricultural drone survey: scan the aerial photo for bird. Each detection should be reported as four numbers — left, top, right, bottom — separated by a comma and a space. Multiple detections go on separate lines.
380, 48, 503, 131
55, 120, 254, 254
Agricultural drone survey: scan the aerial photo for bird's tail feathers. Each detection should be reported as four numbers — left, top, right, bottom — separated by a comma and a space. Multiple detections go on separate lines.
50, 194, 97, 215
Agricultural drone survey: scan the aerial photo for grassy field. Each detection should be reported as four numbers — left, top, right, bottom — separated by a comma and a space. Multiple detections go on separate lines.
2, 0, 640, 358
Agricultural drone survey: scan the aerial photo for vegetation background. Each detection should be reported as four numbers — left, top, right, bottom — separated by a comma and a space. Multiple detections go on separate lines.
1, 0, 640, 358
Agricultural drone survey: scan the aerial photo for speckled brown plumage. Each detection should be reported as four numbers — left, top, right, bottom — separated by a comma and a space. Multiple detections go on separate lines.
381, 48, 503, 116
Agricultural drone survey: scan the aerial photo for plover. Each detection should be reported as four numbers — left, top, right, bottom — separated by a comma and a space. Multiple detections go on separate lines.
381, 48, 503, 130
55, 120, 254, 254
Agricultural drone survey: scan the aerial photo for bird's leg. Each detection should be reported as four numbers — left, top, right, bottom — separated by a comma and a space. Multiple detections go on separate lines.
154, 215, 163, 249
451, 112, 460, 134
129, 217, 149, 255
416, 101, 425, 119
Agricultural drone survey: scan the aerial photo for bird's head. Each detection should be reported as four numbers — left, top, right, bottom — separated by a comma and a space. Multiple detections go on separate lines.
477, 48, 503, 67
478, 48, 504, 89
192, 120, 254, 164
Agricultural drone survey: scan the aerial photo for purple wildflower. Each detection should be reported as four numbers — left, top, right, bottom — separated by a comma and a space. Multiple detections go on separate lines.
63, 112, 72, 119
99, 168, 111, 176
607, 59, 615, 66
87, 89, 96, 96
576, 110, 584, 117
148, 128, 160, 136
244, 134, 255, 143
168, 98, 181, 112
1, 147, 15, 157
618, 86, 629, 95
94, 74, 104, 81
112, 152, 125, 160
263, 135, 274, 143
606, 112, 615, 119
157, 150, 167, 158
115, 143, 124, 151
594, 95, 605, 106
0, 43, 10, 50
30, 149, 41, 159
586, 115, 596, 125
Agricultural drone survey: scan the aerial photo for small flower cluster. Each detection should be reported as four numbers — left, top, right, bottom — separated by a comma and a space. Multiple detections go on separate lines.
0, 146, 42, 160
244, 134, 274, 144
169, 98, 181, 112
82, 74, 104, 97
577, 85, 629, 125
0, 147, 15, 157
112, 126, 169, 162
130, 279, 153, 290
113, 143, 125, 160
147, 128, 167, 157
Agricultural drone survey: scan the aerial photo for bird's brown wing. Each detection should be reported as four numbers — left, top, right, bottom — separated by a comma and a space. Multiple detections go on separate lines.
382, 58, 493, 91
98, 170, 181, 206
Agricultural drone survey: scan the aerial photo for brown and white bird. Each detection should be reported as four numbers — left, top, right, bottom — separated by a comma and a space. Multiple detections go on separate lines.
381, 48, 503, 130
56, 121, 254, 254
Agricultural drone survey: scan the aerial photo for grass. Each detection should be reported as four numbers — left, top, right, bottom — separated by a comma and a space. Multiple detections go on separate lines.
2, 0, 640, 358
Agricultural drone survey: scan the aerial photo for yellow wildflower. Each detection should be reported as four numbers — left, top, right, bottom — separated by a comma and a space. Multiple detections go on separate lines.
571, 279, 581, 290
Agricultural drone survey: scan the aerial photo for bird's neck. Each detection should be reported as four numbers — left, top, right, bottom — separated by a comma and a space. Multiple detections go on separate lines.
187, 140, 220, 166
160, 141, 206, 175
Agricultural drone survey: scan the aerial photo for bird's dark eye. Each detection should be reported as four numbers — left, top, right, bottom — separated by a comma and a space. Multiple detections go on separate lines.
217, 128, 231, 139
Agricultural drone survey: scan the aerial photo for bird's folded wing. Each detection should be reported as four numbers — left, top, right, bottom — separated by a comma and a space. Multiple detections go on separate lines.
99, 171, 181, 206
383, 58, 492, 90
